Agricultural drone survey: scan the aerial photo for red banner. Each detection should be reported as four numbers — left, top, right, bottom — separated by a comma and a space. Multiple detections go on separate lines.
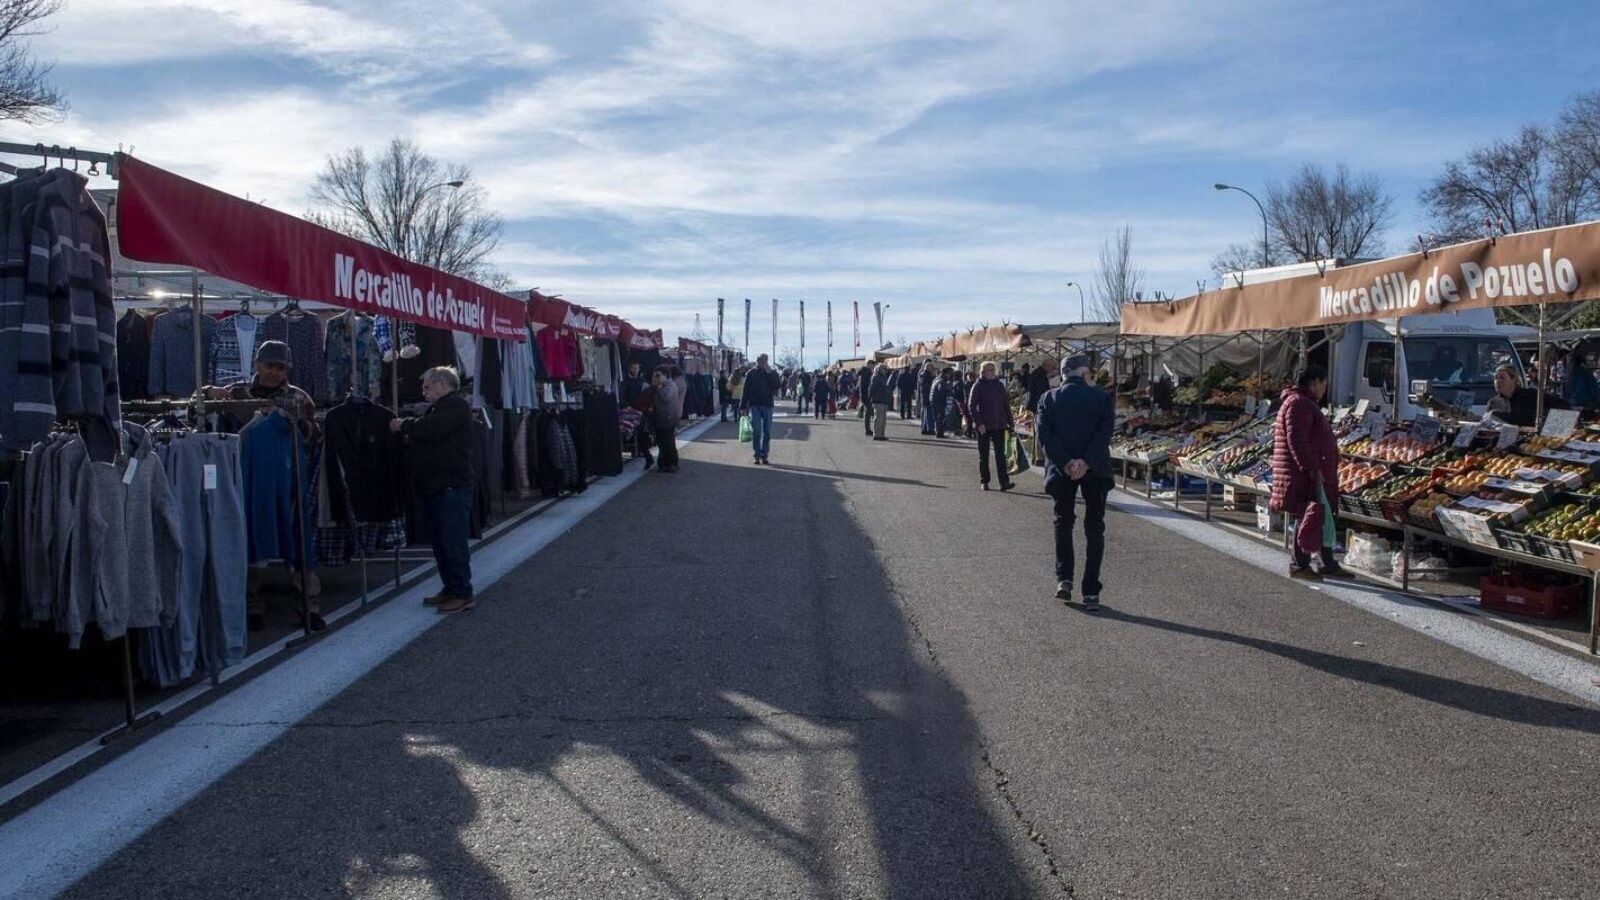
115, 156, 527, 340
619, 324, 663, 351
678, 337, 710, 356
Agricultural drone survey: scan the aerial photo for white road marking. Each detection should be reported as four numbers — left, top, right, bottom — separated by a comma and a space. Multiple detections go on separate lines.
0, 419, 720, 899
1108, 490, 1600, 709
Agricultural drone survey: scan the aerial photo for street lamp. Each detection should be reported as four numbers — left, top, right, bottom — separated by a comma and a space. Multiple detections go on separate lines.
402, 180, 466, 260
1065, 281, 1085, 322
1212, 182, 1270, 270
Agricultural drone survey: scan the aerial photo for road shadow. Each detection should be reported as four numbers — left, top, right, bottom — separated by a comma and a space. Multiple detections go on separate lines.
1099, 607, 1600, 734
64, 452, 1043, 897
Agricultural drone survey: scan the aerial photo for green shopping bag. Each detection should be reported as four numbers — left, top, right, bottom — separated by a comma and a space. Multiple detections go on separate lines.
738, 414, 753, 442
1316, 483, 1337, 546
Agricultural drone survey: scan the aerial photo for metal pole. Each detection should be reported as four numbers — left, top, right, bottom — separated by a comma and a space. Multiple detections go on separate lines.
349, 313, 368, 606
289, 420, 312, 638
1536, 301, 1548, 427
390, 342, 402, 588
191, 272, 205, 413
1392, 316, 1403, 425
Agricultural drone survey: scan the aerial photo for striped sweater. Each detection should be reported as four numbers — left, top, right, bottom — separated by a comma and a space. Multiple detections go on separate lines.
1, 170, 120, 458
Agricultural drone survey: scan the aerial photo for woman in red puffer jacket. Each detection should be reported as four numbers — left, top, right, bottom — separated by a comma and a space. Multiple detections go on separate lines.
1270, 365, 1347, 580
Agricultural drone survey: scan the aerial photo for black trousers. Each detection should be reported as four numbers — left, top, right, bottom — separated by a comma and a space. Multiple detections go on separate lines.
899, 394, 912, 418
1046, 475, 1112, 595
653, 426, 679, 470
977, 429, 1011, 486
863, 401, 874, 434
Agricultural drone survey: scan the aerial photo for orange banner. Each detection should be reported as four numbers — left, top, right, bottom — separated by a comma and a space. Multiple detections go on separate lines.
1120, 221, 1600, 337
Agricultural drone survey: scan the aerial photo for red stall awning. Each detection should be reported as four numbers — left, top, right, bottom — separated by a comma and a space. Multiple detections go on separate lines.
619, 324, 663, 351
116, 155, 527, 341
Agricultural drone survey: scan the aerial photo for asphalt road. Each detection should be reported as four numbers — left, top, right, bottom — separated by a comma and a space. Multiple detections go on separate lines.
58, 408, 1600, 899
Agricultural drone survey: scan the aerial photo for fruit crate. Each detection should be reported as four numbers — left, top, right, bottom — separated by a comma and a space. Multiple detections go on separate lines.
1479, 571, 1586, 619
1407, 506, 1444, 532
1494, 528, 1537, 557
1527, 533, 1577, 564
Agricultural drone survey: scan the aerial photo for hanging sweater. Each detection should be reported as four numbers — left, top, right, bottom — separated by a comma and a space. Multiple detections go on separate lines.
148, 309, 216, 398
117, 311, 151, 401
261, 309, 325, 402
210, 312, 260, 384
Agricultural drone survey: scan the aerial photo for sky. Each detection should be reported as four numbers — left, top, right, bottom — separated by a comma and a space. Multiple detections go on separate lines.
9, 0, 1600, 367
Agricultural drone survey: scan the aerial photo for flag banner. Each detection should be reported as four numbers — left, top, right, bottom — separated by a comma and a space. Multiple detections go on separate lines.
873, 301, 883, 350
717, 297, 725, 347
799, 300, 805, 352
853, 301, 860, 353
744, 298, 751, 353
771, 298, 778, 360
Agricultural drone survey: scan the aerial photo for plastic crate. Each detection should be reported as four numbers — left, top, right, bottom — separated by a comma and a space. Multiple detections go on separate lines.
1479, 572, 1585, 619
1528, 534, 1577, 563
1496, 528, 1535, 556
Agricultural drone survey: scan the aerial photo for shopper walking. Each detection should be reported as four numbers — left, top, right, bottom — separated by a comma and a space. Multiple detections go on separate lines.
827, 371, 841, 417
968, 362, 1015, 491
796, 369, 809, 415
742, 354, 781, 464
896, 365, 916, 419
391, 366, 477, 614
717, 372, 732, 422
859, 360, 878, 437
649, 368, 681, 473
961, 370, 979, 437
931, 368, 959, 438
1270, 365, 1348, 580
812, 370, 831, 420
918, 363, 936, 434
1037, 355, 1115, 611
868, 363, 893, 441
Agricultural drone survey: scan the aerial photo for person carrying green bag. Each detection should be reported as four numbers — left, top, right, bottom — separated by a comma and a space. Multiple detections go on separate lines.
738, 413, 753, 443
1269, 364, 1350, 580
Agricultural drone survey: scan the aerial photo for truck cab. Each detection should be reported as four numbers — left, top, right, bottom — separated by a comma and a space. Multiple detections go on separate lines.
1331, 309, 1530, 419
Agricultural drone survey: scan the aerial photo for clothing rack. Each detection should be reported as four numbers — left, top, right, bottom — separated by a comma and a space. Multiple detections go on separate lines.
0, 142, 119, 178
124, 395, 320, 643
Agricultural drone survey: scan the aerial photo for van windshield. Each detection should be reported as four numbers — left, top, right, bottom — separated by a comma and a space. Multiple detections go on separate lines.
1403, 336, 1517, 385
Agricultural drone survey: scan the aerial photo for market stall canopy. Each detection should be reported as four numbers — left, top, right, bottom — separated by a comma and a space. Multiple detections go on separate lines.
1121, 220, 1600, 337
940, 324, 1029, 359
528, 290, 663, 350
678, 337, 712, 357
115, 155, 527, 340
619, 323, 664, 351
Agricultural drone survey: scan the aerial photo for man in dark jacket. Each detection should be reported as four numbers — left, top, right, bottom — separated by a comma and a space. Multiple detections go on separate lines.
930, 368, 959, 438
1026, 361, 1053, 414
918, 363, 936, 433
896, 366, 917, 419
859, 360, 878, 436
741, 353, 782, 464
1036, 355, 1115, 610
621, 362, 647, 409
868, 364, 893, 440
391, 366, 476, 613
968, 361, 1015, 491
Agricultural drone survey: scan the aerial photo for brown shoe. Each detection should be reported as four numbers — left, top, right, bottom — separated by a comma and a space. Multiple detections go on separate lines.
436, 596, 476, 614
423, 593, 449, 607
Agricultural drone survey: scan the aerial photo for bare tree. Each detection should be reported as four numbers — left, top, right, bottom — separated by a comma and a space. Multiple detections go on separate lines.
775, 347, 803, 370
1209, 242, 1261, 288
0, 0, 65, 124
1420, 125, 1587, 246
1265, 163, 1392, 261
309, 138, 503, 280
1092, 224, 1144, 319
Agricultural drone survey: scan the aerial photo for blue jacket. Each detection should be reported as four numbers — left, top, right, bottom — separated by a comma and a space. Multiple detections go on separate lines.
239, 411, 311, 564
1036, 376, 1115, 483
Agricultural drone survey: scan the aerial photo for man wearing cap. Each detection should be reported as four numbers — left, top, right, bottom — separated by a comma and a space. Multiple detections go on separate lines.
205, 339, 323, 631
1036, 354, 1115, 611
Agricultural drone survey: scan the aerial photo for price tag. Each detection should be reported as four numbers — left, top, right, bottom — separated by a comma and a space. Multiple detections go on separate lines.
1361, 411, 1389, 440
1452, 423, 1480, 449
121, 456, 139, 485
1354, 398, 1370, 418
1540, 408, 1580, 438
1333, 406, 1351, 423
1411, 416, 1442, 445
1496, 426, 1521, 450
1244, 396, 1257, 415
203, 464, 218, 491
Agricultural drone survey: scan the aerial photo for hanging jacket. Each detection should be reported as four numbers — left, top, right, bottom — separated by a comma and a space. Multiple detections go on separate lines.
324, 396, 404, 522
261, 309, 326, 402
324, 311, 381, 398
117, 311, 152, 401
239, 411, 311, 564
148, 308, 216, 398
